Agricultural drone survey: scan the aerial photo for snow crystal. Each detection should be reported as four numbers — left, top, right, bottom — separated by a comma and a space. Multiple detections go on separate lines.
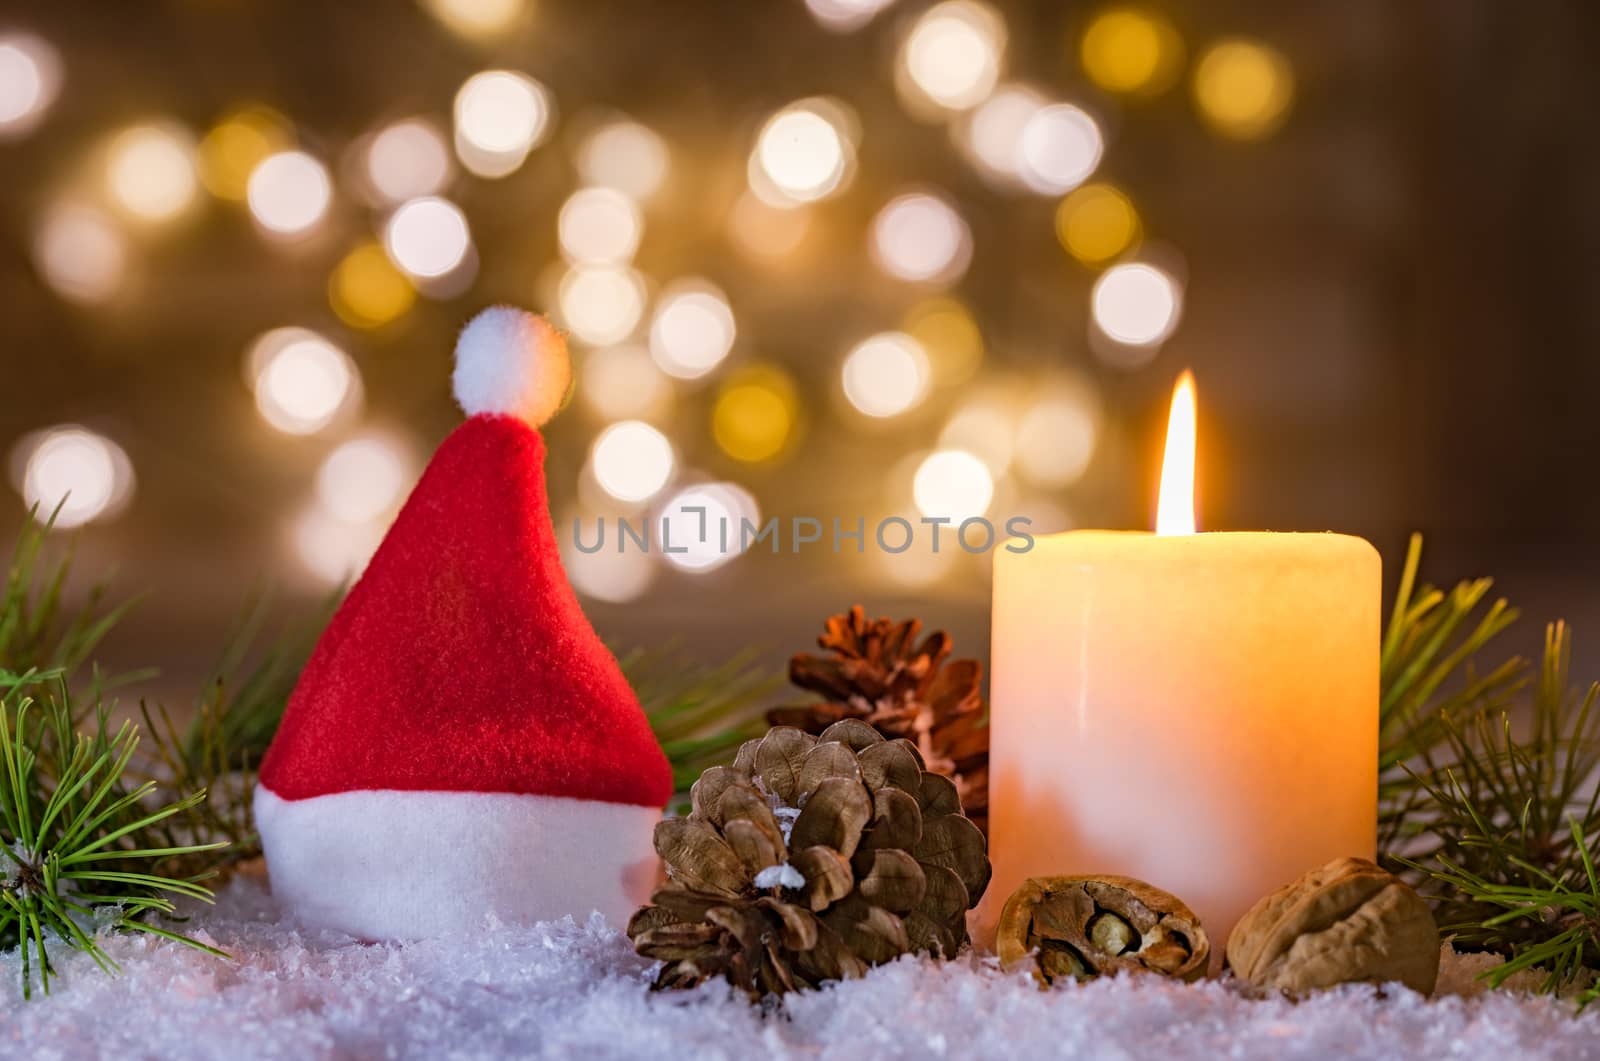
753, 862, 805, 890
1, 876, 1596, 1060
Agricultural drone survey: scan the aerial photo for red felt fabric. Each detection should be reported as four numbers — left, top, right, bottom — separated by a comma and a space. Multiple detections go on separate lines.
260, 414, 673, 808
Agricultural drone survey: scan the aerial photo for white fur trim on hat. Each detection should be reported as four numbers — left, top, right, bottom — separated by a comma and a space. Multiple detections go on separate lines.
452, 306, 572, 427
255, 784, 661, 939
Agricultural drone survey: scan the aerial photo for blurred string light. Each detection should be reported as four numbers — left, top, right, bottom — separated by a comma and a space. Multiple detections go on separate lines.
247, 150, 332, 238
199, 105, 290, 202
841, 333, 929, 419
939, 398, 1015, 475
657, 482, 761, 573
713, 365, 798, 464
105, 123, 199, 223
649, 280, 736, 380
575, 119, 668, 200
366, 118, 452, 205
420, 0, 526, 39
902, 298, 983, 385
33, 205, 128, 304
1091, 262, 1181, 349
558, 186, 642, 265
579, 344, 670, 421
316, 437, 411, 524
728, 191, 811, 262
1014, 378, 1100, 487
453, 70, 552, 178
246, 328, 360, 435
384, 196, 472, 279
1080, 7, 1183, 97
562, 509, 657, 602
329, 241, 416, 328
897, 0, 1006, 116
805, 0, 896, 33
558, 265, 646, 345
13, 427, 134, 529
869, 191, 972, 285
0, 33, 62, 139
957, 82, 1044, 187
590, 420, 674, 503
1017, 103, 1103, 195
1055, 182, 1141, 265
913, 449, 993, 520
292, 505, 385, 585
1192, 38, 1294, 140
749, 98, 856, 207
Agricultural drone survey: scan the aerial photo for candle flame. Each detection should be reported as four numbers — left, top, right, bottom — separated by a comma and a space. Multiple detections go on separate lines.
1156, 369, 1196, 536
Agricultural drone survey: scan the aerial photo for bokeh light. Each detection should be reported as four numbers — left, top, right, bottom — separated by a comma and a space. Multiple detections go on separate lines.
0, 33, 61, 139
658, 482, 761, 572
292, 506, 385, 585
728, 191, 811, 262
558, 186, 642, 265
869, 191, 972, 285
591, 420, 675, 503
939, 399, 1014, 475
384, 197, 472, 279
898, 1, 1005, 114
750, 100, 854, 206
576, 120, 668, 200
841, 333, 930, 419
1080, 7, 1183, 96
421, 0, 525, 39
454, 70, 551, 177
902, 298, 983, 385
1015, 381, 1100, 486
316, 437, 411, 524
649, 281, 736, 379
366, 118, 452, 205
247, 150, 332, 237
1091, 262, 1182, 347
958, 82, 1045, 186
198, 106, 290, 201
330, 241, 416, 328
913, 449, 993, 520
1018, 103, 1103, 195
247, 328, 359, 435
579, 345, 671, 421
1192, 38, 1294, 140
106, 124, 198, 223
713, 366, 798, 464
1055, 182, 1141, 265
563, 515, 657, 603
16, 427, 134, 529
33, 205, 128, 304
558, 265, 646, 346
805, 0, 896, 33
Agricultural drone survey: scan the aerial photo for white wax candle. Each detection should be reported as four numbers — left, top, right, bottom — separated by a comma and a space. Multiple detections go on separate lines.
978, 530, 1379, 952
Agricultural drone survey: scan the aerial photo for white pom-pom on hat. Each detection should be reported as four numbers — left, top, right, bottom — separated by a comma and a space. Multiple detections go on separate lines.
452, 306, 572, 427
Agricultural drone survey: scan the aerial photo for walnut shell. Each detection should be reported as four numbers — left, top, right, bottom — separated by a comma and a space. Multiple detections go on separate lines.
996, 874, 1210, 985
1226, 857, 1439, 996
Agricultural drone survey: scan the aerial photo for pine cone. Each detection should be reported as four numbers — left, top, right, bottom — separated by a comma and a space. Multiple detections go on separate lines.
628, 721, 991, 1000
769, 606, 990, 833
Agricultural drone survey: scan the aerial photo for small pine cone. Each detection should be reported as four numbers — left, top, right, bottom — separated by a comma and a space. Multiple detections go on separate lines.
627, 721, 992, 1001
769, 606, 990, 833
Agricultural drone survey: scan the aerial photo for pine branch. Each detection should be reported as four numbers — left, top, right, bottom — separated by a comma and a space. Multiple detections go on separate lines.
0, 671, 226, 998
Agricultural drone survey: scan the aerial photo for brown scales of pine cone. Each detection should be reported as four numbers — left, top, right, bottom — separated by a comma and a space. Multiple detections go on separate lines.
628, 721, 991, 1001
768, 606, 989, 833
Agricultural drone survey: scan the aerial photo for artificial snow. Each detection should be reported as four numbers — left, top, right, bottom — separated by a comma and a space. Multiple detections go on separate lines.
2, 876, 1596, 1061
752, 862, 806, 891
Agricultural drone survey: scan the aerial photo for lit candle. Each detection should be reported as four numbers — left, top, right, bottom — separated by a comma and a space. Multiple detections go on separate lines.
979, 371, 1378, 953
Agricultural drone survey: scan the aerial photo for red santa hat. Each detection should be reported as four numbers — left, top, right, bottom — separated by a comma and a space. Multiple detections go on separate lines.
256, 306, 673, 940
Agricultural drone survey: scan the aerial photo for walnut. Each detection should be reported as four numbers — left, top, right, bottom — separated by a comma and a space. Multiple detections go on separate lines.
1225, 857, 1439, 996
996, 875, 1210, 985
